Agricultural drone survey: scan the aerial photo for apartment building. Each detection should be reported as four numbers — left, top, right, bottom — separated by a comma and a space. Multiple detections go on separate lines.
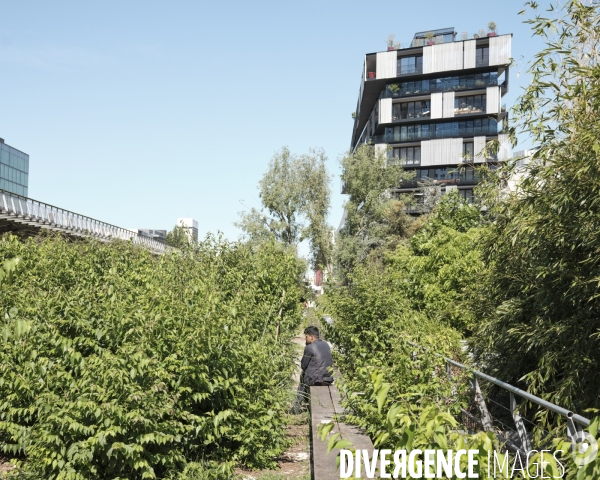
350, 27, 512, 206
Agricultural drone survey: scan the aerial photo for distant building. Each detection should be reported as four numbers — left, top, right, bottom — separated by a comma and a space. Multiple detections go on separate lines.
138, 229, 167, 243
177, 218, 198, 242
349, 27, 512, 210
506, 150, 533, 192
0, 138, 29, 197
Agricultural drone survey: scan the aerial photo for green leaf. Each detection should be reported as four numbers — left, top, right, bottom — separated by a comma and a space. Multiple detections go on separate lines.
376, 383, 391, 413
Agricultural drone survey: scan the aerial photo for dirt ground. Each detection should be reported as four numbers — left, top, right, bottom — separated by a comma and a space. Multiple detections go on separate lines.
0, 455, 15, 477
235, 412, 310, 480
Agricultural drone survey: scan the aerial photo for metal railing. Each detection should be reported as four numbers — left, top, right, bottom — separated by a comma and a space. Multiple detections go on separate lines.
408, 341, 590, 454
0, 189, 169, 254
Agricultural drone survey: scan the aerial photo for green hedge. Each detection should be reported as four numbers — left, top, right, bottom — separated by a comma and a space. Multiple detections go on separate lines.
0, 235, 303, 479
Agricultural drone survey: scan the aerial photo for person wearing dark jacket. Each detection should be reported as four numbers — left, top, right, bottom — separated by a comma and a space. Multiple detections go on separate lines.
291, 326, 333, 413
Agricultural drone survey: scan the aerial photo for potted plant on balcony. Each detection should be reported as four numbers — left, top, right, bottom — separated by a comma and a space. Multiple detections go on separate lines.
487, 21, 497, 37
368, 71, 376, 79
425, 31, 435, 45
387, 83, 400, 96
351, 112, 357, 119
387, 34, 396, 51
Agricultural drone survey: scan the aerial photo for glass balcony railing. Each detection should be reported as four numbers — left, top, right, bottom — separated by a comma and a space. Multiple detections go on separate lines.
383, 73, 500, 99
378, 118, 498, 144
371, 120, 499, 144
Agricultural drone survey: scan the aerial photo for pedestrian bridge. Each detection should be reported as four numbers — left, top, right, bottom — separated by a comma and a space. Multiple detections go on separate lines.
0, 189, 168, 254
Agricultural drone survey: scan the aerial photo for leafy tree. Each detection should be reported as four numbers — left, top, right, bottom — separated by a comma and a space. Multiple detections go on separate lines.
470, 0, 600, 413
165, 224, 189, 248
236, 146, 333, 273
334, 144, 415, 281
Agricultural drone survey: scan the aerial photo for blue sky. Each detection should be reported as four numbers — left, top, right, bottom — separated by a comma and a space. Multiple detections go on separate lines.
0, 0, 543, 243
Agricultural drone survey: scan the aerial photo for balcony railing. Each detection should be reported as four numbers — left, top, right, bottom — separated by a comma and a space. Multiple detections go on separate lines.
454, 105, 486, 116
391, 110, 431, 122
397, 176, 481, 189
383, 73, 500, 99
0, 189, 170, 254
372, 122, 499, 144
397, 66, 423, 76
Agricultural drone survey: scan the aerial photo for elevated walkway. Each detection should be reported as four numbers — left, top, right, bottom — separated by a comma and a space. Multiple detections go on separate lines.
0, 189, 168, 254
310, 383, 374, 480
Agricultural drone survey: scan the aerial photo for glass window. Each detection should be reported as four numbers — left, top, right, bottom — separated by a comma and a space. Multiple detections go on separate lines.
398, 55, 423, 75
476, 47, 489, 67
459, 189, 474, 203
392, 146, 421, 165
394, 100, 431, 120
463, 142, 474, 161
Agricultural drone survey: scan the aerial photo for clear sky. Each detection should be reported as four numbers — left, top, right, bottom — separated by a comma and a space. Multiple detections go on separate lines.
0, 0, 543, 243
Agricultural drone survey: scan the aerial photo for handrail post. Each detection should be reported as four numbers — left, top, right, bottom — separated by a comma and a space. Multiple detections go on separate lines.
567, 415, 583, 444
510, 393, 532, 453
471, 375, 494, 431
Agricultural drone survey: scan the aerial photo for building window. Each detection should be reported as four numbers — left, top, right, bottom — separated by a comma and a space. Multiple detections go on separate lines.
458, 118, 497, 136
459, 189, 474, 203
391, 146, 421, 165
454, 95, 486, 115
463, 142, 475, 161
475, 47, 489, 67
398, 55, 423, 75
392, 100, 430, 120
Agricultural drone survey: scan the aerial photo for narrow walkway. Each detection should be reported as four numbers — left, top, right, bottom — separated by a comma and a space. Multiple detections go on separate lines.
310, 383, 374, 480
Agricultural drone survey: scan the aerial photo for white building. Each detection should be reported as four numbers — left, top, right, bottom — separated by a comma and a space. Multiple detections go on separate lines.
350, 26, 512, 210
177, 218, 199, 242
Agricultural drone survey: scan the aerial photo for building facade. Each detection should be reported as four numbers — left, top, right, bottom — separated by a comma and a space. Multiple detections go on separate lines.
177, 218, 199, 242
350, 27, 512, 207
138, 229, 167, 243
0, 138, 29, 197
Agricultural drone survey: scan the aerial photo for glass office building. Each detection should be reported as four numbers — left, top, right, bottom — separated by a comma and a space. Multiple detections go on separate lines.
0, 139, 29, 197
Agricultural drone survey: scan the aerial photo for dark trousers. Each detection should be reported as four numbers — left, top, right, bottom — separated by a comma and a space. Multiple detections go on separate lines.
291, 374, 332, 414
292, 374, 310, 414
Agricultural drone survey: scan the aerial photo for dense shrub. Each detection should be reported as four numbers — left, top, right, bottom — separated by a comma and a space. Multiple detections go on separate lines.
0, 234, 303, 479
323, 193, 600, 477
469, 0, 600, 414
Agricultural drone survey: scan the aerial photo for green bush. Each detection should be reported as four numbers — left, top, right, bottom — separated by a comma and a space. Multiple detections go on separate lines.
0, 234, 303, 479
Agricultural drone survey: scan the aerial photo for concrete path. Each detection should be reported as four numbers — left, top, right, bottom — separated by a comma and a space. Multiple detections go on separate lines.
310, 383, 374, 480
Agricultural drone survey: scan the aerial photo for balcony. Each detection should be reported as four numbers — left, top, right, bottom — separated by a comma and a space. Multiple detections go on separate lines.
396, 167, 481, 189
372, 121, 499, 144
454, 100, 486, 116
383, 72, 500, 99
388, 157, 422, 167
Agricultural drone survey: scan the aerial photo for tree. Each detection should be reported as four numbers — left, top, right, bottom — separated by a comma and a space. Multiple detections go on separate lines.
470, 0, 600, 412
236, 147, 333, 273
334, 144, 415, 280
165, 224, 189, 248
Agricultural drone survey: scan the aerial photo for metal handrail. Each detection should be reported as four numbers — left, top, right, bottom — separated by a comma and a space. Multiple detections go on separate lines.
444, 357, 590, 428
0, 189, 169, 254
406, 341, 590, 428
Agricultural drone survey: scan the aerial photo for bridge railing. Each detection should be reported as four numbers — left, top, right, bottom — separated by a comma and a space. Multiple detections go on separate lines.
407, 341, 590, 454
0, 189, 169, 254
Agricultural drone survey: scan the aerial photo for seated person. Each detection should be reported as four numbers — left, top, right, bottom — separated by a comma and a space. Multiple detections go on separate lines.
291, 326, 334, 413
